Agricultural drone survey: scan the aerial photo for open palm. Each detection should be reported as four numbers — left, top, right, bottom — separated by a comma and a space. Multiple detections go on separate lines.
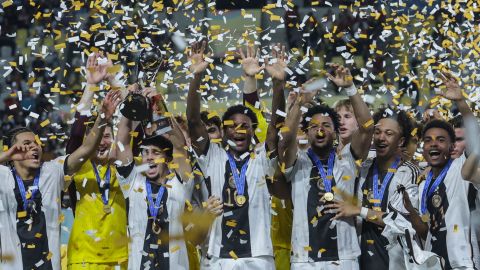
189, 40, 209, 74
239, 45, 264, 76
326, 63, 353, 88
86, 52, 112, 84
439, 71, 463, 101
265, 44, 287, 81
101, 91, 122, 120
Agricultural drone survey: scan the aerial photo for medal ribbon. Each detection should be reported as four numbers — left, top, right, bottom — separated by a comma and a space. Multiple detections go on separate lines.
12, 168, 41, 211
372, 157, 401, 207
421, 159, 452, 215
226, 152, 250, 196
91, 161, 111, 206
307, 148, 335, 193
146, 181, 166, 219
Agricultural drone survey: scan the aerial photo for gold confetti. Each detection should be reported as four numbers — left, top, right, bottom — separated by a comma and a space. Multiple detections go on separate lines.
229, 250, 239, 259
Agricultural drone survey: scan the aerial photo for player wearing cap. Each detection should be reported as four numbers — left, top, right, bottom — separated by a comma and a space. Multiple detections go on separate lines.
278, 64, 374, 270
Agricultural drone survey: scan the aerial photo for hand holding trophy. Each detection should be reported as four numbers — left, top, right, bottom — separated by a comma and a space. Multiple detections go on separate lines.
120, 46, 166, 122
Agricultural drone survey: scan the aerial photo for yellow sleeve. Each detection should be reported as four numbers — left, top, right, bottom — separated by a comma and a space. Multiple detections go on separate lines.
245, 101, 268, 144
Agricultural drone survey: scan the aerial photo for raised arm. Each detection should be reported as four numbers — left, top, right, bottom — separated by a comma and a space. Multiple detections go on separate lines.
327, 64, 373, 160
78, 52, 119, 113
265, 44, 287, 154
239, 44, 269, 144
439, 71, 473, 119
168, 117, 192, 181
279, 90, 315, 169
65, 90, 122, 175
439, 71, 480, 184
186, 41, 210, 156
239, 44, 264, 95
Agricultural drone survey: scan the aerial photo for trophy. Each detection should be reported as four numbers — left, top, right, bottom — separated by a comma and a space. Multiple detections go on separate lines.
120, 47, 164, 122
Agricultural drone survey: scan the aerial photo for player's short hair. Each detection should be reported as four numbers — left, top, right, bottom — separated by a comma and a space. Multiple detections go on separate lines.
422, 119, 455, 143
301, 105, 340, 133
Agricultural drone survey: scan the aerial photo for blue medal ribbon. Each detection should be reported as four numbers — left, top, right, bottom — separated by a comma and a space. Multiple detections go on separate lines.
226, 152, 250, 196
146, 181, 166, 219
372, 157, 401, 207
421, 159, 452, 215
307, 148, 335, 193
12, 168, 41, 211
91, 161, 111, 206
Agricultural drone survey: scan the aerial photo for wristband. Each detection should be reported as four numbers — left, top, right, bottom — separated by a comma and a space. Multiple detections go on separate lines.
360, 207, 369, 219
343, 84, 357, 96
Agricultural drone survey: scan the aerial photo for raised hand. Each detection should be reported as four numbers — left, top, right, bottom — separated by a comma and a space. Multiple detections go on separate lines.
86, 51, 113, 85
326, 63, 353, 88
5, 144, 31, 161
101, 90, 122, 120
238, 44, 264, 76
167, 116, 187, 147
188, 40, 209, 74
265, 43, 287, 81
439, 70, 463, 101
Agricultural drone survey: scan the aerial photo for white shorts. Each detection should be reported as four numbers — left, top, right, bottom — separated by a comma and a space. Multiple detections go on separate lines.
200, 256, 275, 270
291, 259, 359, 270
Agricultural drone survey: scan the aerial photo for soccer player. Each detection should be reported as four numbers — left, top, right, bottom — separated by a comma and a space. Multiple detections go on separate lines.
334, 99, 359, 152
326, 108, 420, 269
404, 71, 480, 270
0, 91, 121, 270
65, 52, 128, 270
115, 108, 194, 269
186, 41, 285, 269
237, 43, 292, 270
278, 64, 374, 269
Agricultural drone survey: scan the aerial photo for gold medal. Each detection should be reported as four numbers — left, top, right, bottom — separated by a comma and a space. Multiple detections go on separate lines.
235, 195, 247, 206
228, 175, 236, 189
324, 192, 334, 202
432, 194, 442, 208
103, 205, 111, 214
152, 221, 162, 234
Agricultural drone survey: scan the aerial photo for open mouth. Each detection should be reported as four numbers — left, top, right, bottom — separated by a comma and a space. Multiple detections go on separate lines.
376, 143, 388, 150
339, 127, 347, 133
97, 147, 108, 155
429, 149, 441, 158
233, 137, 247, 144
30, 152, 40, 161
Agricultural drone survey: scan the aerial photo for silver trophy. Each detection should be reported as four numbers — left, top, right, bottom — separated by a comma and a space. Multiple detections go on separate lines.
120, 47, 164, 122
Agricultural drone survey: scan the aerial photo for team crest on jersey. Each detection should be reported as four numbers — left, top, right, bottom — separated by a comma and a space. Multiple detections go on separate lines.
432, 193, 442, 208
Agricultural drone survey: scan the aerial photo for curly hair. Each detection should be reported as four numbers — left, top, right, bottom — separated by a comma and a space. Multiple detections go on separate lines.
221, 105, 258, 129
422, 119, 455, 143
301, 104, 340, 133
373, 108, 412, 147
